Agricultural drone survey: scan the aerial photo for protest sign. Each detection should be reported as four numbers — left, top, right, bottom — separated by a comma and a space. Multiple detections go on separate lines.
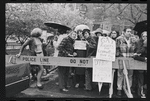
96, 36, 116, 61
74, 40, 86, 50
93, 58, 112, 83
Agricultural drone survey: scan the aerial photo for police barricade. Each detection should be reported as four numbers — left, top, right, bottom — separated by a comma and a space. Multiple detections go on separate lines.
5, 55, 147, 97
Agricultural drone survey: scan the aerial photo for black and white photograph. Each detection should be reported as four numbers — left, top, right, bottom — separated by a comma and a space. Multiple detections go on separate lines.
5, 3, 147, 98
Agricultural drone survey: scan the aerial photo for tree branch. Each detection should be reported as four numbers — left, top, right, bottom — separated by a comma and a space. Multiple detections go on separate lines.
116, 4, 130, 16
130, 4, 136, 22
122, 17, 136, 25
133, 5, 147, 14
137, 12, 143, 22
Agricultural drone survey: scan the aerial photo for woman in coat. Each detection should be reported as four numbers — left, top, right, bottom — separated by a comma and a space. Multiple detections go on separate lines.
74, 29, 86, 88
133, 31, 147, 98
57, 31, 77, 92
82, 29, 97, 91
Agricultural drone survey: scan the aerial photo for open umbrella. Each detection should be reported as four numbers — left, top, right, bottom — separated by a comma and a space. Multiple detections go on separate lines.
44, 23, 71, 34
133, 20, 147, 36
74, 24, 90, 32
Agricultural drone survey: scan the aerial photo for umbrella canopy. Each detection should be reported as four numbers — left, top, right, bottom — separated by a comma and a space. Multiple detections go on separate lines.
74, 24, 90, 32
133, 20, 147, 36
44, 23, 71, 34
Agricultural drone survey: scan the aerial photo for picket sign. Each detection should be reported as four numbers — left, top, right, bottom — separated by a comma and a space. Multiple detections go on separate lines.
5, 55, 147, 98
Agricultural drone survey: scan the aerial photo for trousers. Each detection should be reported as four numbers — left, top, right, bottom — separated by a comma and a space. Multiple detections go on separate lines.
58, 66, 69, 89
117, 59, 133, 90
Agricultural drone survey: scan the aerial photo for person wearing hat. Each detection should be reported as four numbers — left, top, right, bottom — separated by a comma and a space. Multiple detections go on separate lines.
16, 28, 44, 89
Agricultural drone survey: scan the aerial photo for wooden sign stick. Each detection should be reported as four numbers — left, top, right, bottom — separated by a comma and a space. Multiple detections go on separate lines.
122, 60, 133, 98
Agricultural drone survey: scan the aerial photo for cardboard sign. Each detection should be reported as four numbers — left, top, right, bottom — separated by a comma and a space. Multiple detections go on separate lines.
96, 36, 116, 61
74, 41, 86, 50
93, 58, 112, 83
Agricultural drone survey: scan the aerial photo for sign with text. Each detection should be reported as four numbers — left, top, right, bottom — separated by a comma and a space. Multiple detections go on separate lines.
74, 41, 86, 50
93, 58, 112, 83
96, 36, 116, 61
5, 55, 147, 70
5, 55, 92, 68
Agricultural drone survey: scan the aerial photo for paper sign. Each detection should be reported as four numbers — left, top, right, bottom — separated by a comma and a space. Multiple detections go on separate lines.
96, 36, 116, 61
74, 41, 86, 50
93, 58, 112, 83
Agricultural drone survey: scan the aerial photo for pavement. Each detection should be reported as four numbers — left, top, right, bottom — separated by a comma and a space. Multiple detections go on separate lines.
15, 69, 137, 98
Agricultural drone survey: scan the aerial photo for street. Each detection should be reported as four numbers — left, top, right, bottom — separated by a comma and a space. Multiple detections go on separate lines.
15, 69, 111, 98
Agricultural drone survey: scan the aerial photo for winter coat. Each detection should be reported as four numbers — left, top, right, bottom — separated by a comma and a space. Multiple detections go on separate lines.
86, 36, 97, 57
57, 36, 75, 57
116, 35, 137, 57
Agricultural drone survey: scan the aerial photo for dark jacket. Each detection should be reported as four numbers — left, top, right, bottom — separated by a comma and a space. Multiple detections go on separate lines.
134, 39, 147, 62
86, 36, 97, 57
57, 36, 75, 57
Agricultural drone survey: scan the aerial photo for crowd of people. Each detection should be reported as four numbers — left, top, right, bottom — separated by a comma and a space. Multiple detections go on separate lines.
15, 24, 147, 98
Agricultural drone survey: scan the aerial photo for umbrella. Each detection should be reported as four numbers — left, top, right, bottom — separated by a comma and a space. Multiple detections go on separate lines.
133, 20, 147, 36
74, 24, 90, 32
44, 23, 71, 34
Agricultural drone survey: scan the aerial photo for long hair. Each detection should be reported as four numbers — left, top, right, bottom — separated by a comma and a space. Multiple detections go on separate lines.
109, 30, 119, 40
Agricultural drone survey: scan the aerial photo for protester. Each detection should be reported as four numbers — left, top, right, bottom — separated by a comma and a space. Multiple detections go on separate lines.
109, 30, 120, 96
109, 30, 119, 40
74, 29, 86, 88
16, 28, 44, 89
133, 31, 147, 98
82, 29, 97, 91
93, 29, 103, 44
57, 31, 77, 92
45, 36, 54, 57
116, 27, 137, 97
53, 35, 59, 57
53, 33, 69, 86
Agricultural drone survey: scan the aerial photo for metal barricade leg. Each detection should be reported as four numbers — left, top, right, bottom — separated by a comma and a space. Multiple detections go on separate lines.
109, 69, 115, 98
122, 60, 133, 98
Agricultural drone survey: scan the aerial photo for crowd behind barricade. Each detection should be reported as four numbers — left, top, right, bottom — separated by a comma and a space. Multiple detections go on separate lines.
15, 24, 147, 98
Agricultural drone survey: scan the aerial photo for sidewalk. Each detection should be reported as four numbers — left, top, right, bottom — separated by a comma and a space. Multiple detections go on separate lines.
16, 69, 126, 98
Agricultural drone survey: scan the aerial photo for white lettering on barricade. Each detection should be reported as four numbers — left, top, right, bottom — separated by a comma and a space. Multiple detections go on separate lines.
5, 55, 147, 70
96, 36, 116, 61
74, 40, 86, 50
